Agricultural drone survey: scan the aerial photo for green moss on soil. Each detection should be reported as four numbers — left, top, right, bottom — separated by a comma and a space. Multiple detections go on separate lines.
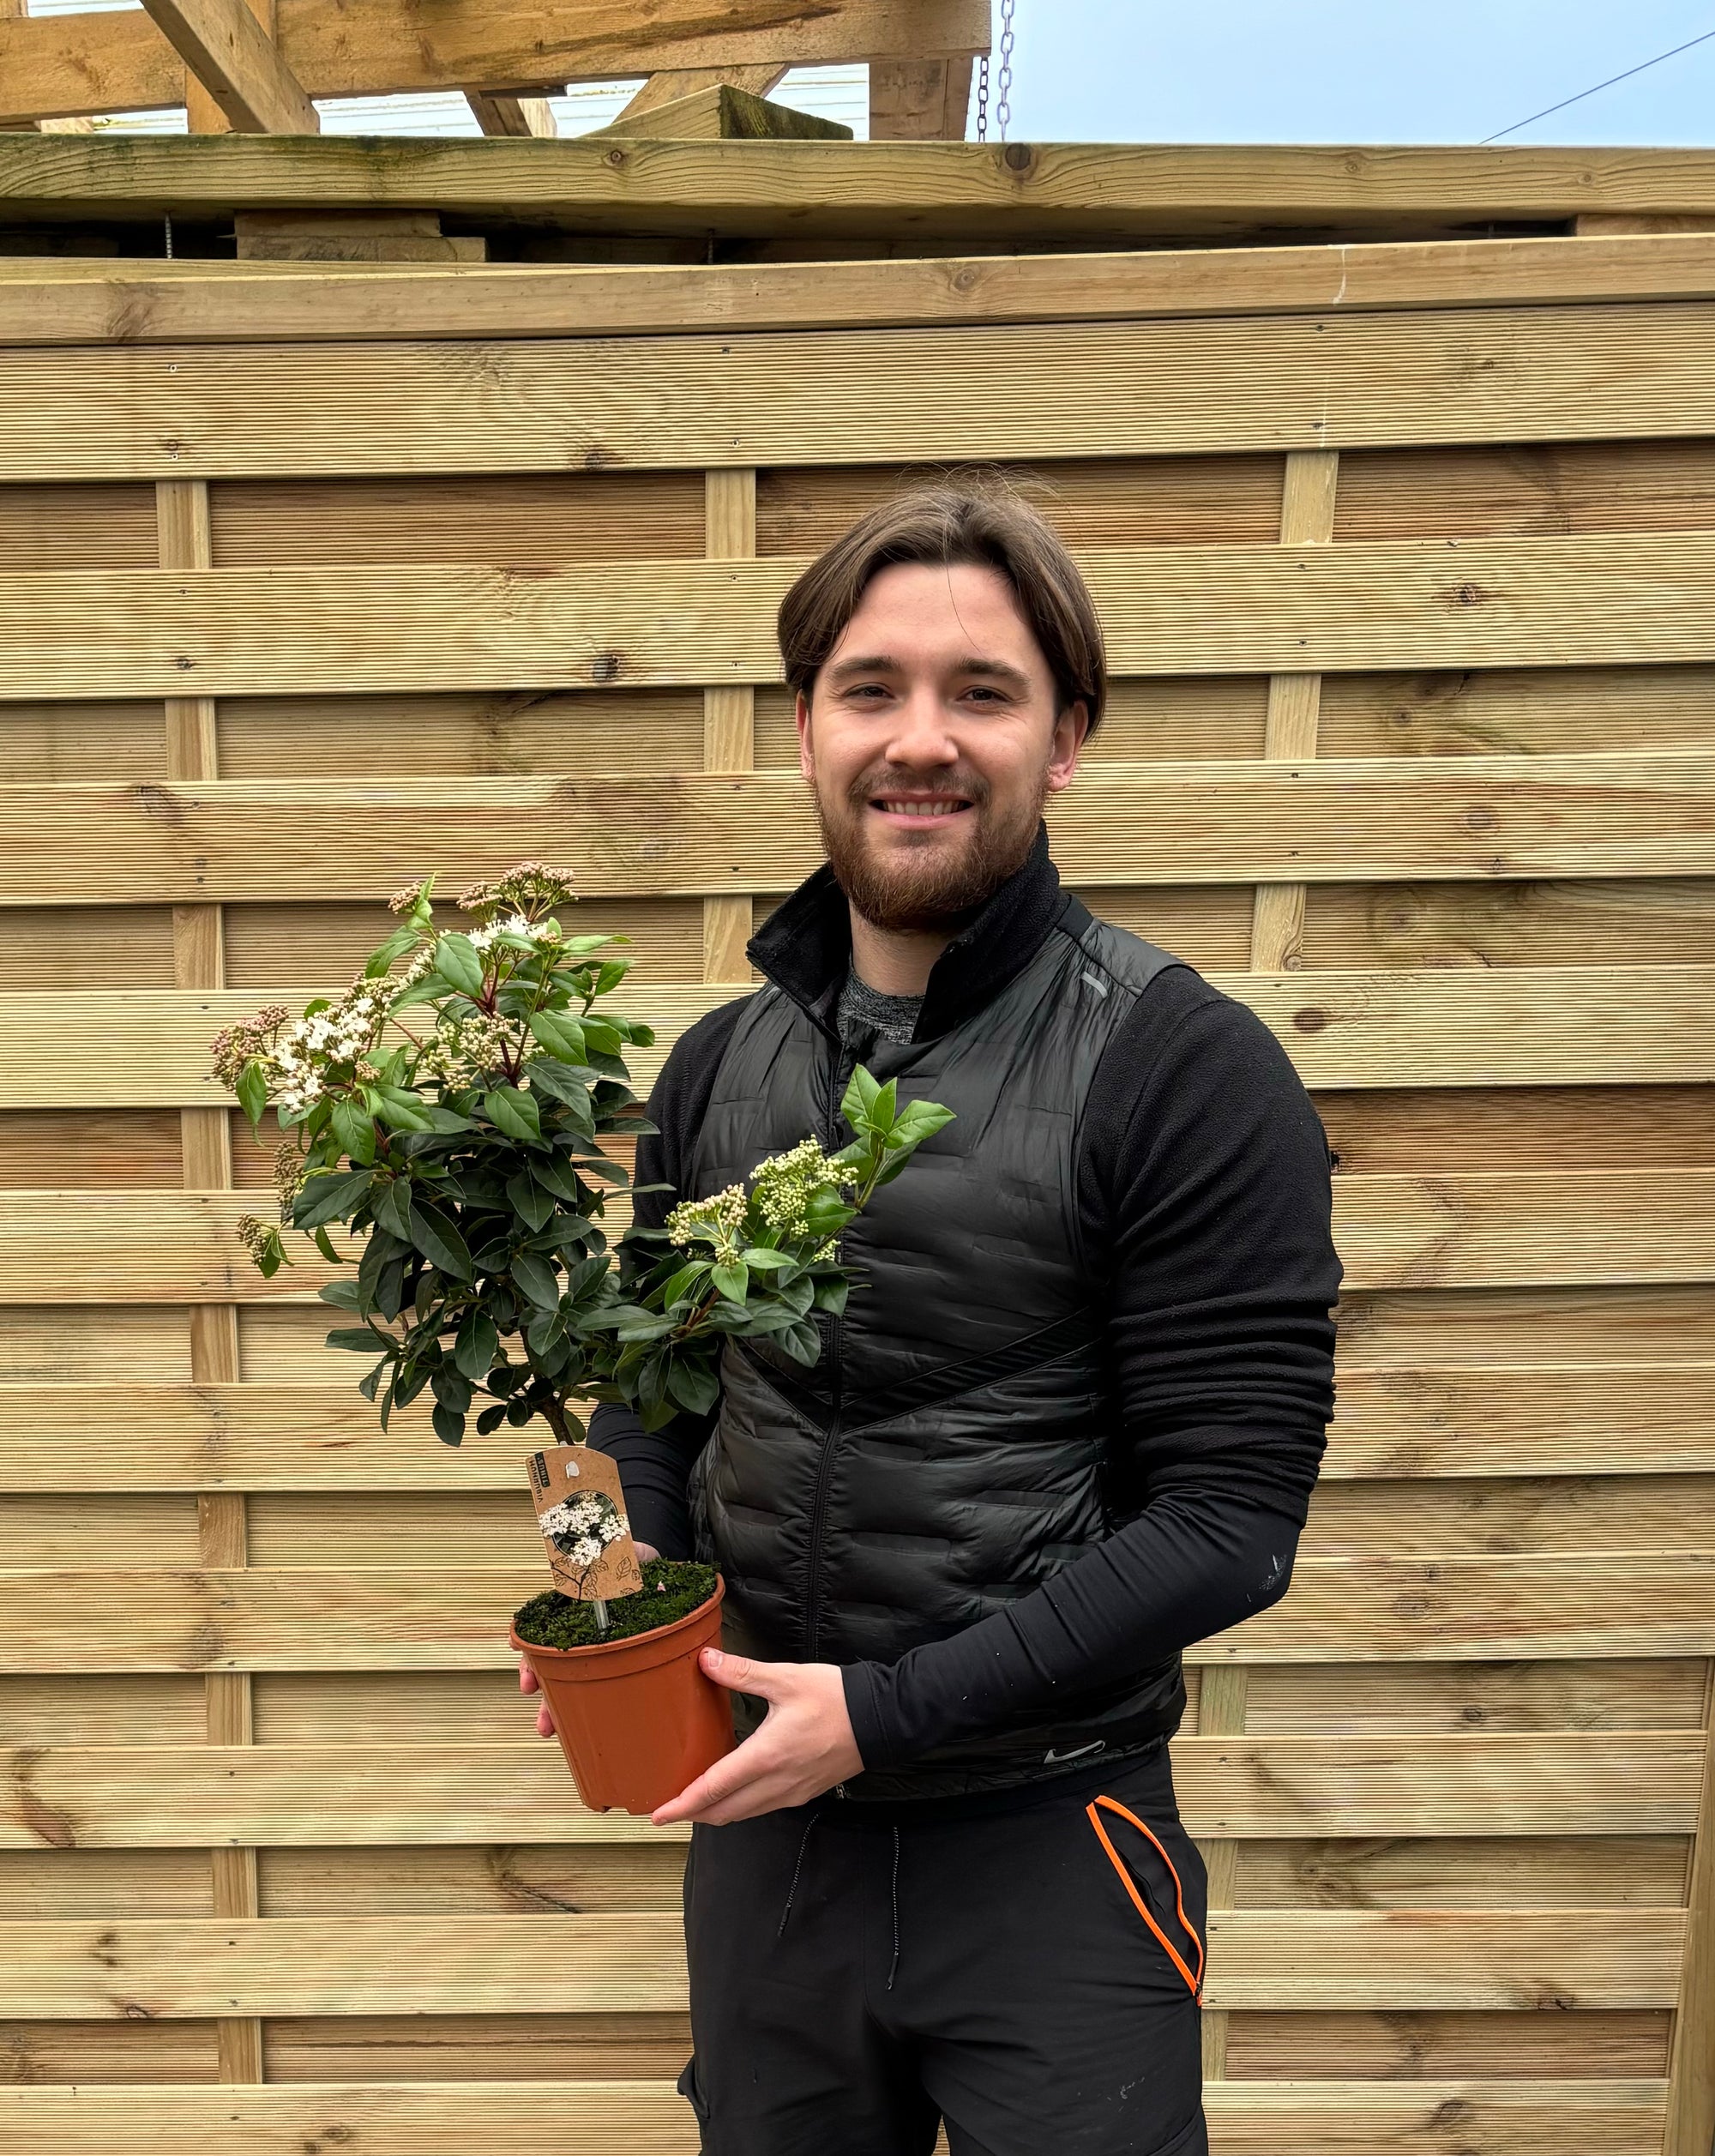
513, 1559, 718, 1649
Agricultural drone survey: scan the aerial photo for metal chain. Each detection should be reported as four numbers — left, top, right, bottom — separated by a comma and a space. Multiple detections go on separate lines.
975, 51, 990, 142
996, 0, 1014, 142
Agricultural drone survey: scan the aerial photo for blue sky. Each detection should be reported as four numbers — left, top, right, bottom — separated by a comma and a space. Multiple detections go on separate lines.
1007, 0, 1715, 143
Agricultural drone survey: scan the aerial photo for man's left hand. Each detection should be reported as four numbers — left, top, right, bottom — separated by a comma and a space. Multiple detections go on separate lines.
651, 1649, 862, 1827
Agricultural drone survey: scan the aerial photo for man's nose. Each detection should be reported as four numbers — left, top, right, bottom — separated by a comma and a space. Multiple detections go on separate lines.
882, 687, 959, 764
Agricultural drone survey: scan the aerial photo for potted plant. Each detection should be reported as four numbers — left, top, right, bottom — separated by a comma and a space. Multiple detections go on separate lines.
214, 862, 950, 1813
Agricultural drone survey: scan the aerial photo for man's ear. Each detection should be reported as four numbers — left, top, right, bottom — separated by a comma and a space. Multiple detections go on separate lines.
1046, 699, 1090, 793
796, 690, 815, 785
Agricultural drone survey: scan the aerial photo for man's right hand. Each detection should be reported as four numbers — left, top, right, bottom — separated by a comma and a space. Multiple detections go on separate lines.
520, 1541, 659, 1737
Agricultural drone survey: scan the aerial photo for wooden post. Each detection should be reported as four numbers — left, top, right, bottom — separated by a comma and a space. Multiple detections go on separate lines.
703, 470, 757, 985
614, 64, 786, 122
155, 477, 264, 2090
464, 90, 558, 137
870, 57, 976, 140
1199, 448, 1341, 2083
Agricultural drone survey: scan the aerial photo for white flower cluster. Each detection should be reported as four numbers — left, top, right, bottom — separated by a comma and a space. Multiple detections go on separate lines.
469, 912, 558, 952
539, 1491, 626, 1574
416, 1010, 520, 1088
665, 1183, 747, 1264
271, 986, 385, 1113
751, 1136, 838, 1239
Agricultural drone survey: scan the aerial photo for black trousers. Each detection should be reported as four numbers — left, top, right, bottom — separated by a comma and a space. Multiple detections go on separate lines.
679, 1744, 1207, 2156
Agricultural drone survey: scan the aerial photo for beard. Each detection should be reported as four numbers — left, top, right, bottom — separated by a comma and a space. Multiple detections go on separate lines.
810, 760, 1049, 934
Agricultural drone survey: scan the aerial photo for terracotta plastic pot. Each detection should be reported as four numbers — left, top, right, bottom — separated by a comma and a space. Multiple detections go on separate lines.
510, 1577, 735, 1816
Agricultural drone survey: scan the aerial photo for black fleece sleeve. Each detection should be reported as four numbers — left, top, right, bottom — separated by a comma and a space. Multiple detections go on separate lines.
839, 967, 1343, 1768
586, 997, 748, 1558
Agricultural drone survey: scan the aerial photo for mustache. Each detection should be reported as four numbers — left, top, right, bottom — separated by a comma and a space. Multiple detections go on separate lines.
842, 767, 991, 810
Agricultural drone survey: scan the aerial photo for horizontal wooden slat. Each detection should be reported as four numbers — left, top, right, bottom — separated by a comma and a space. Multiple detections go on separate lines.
14, 539, 1715, 690
1, 967, 1706, 1111
0, 1734, 1697, 1849
0, 1167, 1706, 1300
9, 136, 1715, 225
0, 0, 985, 123
0, 1910, 1680, 2016
0, 757, 1709, 902
15, 233, 1715, 346
0, 2078, 1673, 2154
0, 1555, 1706, 1671
5, 1362, 1706, 1489
14, 305, 1715, 483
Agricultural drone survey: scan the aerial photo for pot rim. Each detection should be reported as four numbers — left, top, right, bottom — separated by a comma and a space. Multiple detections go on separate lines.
509, 1573, 724, 1665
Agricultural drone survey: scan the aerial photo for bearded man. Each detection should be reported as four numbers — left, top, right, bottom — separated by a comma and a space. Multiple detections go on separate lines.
524, 483, 1343, 2156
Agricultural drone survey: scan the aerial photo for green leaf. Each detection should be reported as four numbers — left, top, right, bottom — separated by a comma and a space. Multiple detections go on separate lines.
389, 973, 453, 1012
454, 1310, 499, 1382
330, 1097, 376, 1166
566, 934, 619, 955
580, 1017, 623, 1057
434, 933, 485, 997
871, 1077, 899, 1129
510, 1250, 561, 1310
529, 1009, 587, 1061
292, 1168, 374, 1232
810, 1274, 850, 1316
711, 1260, 749, 1304
841, 1065, 882, 1125
659, 1260, 711, 1308
475, 1402, 508, 1436
741, 1247, 795, 1273
894, 1099, 956, 1145
326, 1326, 384, 1353
529, 1152, 585, 1203
312, 1223, 344, 1268
412, 1204, 472, 1280
665, 1358, 720, 1416
364, 925, 418, 978
250, 1225, 286, 1279
484, 1087, 541, 1142
371, 1177, 415, 1242
800, 1190, 857, 1241
235, 1059, 268, 1131
369, 1085, 435, 1134
318, 1278, 365, 1310
431, 1400, 466, 1447
430, 1364, 473, 1413
778, 1318, 821, 1365
505, 1169, 555, 1232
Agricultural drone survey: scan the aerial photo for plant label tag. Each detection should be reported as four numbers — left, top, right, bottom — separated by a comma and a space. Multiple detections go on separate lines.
527, 1443, 644, 1602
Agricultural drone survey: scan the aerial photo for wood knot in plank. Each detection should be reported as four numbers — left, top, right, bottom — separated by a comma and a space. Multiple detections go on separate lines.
1002, 143, 1034, 173
301, 2127, 354, 2154
1291, 1008, 1329, 1033
588, 652, 623, 684
9, 1747, 77, 1848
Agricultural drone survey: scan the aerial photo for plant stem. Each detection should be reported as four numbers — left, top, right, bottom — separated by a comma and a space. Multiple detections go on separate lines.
539, 1393, 576, 1447
593, 1599, 610, 1634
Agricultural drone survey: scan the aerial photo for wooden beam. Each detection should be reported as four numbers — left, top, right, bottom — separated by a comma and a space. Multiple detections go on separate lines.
0, 1169, 1707, 1301
15, 232, 1715, 347
0, 1734, 1698, 1847
591, 82, 852, 141
0, 1553, 1706, 1671
0, 754, 1705, 900
13, 535, 1715, 685
0, 0, 986, 123
12, 302, 1715, 477
463, 91, 557, 139
0, 2081, 1675, 2156
870, 55, 977, 140
2, 1362, 1710, 1491
137, 0, 317, 134
15, 134, 1715, 226
612, 63, 786, 121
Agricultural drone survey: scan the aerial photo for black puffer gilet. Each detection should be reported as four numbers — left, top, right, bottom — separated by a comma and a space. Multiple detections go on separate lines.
691, 900, 1182, 1800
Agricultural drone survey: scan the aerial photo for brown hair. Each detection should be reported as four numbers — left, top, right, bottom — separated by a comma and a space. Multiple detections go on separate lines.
776, 479, 1107, 735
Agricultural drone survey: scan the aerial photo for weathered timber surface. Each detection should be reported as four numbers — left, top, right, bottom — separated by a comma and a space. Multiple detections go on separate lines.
14, 234, 1715, 346
15, 309, 1715, 478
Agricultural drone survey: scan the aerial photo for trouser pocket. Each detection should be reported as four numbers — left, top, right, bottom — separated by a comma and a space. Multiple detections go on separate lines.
1085, 1792, 1206, 2003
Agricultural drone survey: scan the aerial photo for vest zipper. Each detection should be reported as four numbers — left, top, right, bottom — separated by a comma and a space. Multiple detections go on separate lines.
802, 1027, 851, 1662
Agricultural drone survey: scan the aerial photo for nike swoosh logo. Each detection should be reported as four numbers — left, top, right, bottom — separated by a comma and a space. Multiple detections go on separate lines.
1043, 1740, 1106, 1765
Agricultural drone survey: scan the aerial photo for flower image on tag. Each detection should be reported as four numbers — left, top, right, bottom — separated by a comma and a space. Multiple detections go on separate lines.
527, 1444, 644, 1603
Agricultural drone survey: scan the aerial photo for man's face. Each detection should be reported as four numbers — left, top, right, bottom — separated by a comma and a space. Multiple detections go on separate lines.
796, 561, 1088, 934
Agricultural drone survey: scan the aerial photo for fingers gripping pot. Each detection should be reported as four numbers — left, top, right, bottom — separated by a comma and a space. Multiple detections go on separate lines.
516, 1443, 735, 1814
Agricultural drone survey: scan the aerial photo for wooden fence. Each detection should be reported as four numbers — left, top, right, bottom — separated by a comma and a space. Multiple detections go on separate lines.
0, 136, 1712, 2156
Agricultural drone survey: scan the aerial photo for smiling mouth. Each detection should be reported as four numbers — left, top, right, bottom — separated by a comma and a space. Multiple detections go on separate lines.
870, 797, 972, 819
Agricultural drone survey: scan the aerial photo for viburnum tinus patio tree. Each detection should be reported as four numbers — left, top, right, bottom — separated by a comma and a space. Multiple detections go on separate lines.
213, 862, 952, 1449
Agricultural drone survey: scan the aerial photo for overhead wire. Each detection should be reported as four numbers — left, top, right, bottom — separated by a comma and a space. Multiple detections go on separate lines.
1481, 21, 1715, 142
